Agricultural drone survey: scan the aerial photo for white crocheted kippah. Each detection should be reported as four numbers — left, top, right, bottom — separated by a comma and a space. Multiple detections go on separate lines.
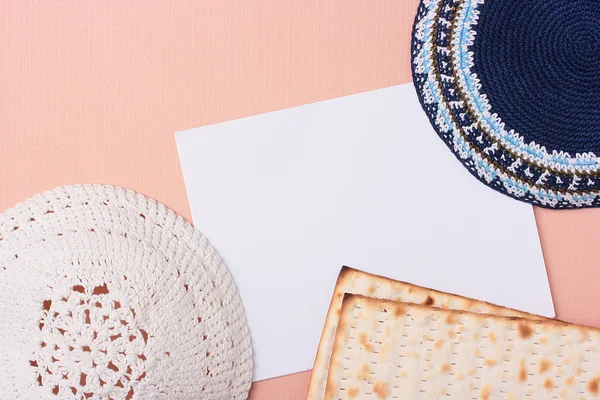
0, 185, 252, 400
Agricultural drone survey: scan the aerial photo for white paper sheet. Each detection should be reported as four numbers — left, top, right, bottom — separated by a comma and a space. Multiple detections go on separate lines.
175, 83, 554, 381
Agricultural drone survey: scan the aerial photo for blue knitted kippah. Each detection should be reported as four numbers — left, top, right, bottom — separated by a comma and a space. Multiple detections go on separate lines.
412, 0, 600, 209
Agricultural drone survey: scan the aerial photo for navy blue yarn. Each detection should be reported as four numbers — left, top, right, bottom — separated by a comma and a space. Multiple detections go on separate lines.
410, 0, 600, 209
472, 0, 600, 155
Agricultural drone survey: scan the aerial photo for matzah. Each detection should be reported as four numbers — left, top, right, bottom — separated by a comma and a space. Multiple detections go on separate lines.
307, 267, 547, 400
326, 294, 599, 400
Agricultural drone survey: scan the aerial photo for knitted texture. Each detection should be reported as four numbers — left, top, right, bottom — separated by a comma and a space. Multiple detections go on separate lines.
0, 185, 253, 400
412, 0, 600, 209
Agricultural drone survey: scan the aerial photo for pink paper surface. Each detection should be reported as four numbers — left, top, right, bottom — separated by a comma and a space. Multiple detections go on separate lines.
1, 1, 599, 398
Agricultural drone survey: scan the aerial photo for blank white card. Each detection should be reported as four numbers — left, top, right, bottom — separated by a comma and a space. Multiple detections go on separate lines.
176, 83, 554, 381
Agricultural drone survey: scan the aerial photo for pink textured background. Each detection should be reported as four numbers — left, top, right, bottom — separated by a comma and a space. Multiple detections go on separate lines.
1, 1, 600, 399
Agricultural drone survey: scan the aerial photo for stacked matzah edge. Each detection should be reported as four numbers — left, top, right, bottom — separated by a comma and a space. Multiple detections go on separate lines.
307, 267, 600, 400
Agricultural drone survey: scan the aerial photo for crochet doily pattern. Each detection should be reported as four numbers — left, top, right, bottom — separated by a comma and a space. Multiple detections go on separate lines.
0, 185, 252, 399
412, 0, 600, 209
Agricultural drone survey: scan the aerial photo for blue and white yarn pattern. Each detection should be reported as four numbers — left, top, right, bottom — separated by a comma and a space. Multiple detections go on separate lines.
412, 0, 600, 208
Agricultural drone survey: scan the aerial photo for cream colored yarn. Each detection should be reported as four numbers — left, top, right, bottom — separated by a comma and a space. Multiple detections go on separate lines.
0, 185, 253, 400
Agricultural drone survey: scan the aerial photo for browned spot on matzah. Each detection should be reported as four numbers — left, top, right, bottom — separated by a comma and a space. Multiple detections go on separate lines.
484, 358, 496, 367
393, 304, 407, 318
373, 381, 390, 399
517, 322, 534, 339
379, 342, 393, 360
358, 332, 374, 352
441, 363, 451, 373
456, 372, 464, 381
576, 366, 583, 376
489, 332, 496, 344
540, 336, 548, 344
358, 363, 370, 381
519, 359, 528, 382
434, 339, 444, 349
424, 295, 434, 306
445, 313, 457, 324
538, 358, 552, 374
347, 387, 359, 399
588, 375, 600, 395
544, 378, 553, 391
367, 285, 376, 295
480, 384, 491, 400
566, 377, 574, 387
447, 329, 455, 338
